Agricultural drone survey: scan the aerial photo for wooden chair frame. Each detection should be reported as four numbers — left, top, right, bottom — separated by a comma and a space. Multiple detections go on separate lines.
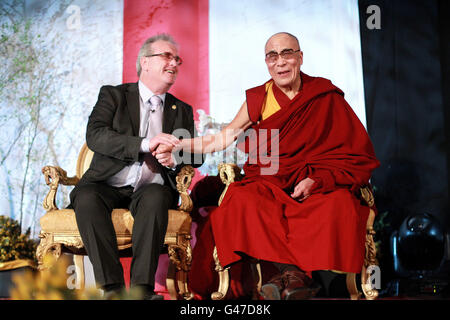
210, 163, 379, 300
36, 143, 195, 300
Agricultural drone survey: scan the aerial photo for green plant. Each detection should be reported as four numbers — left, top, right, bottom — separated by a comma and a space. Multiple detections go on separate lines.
0, 215, 37, 263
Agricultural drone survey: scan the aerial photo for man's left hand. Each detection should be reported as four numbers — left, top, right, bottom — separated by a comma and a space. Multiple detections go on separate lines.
154, 143, 175, 168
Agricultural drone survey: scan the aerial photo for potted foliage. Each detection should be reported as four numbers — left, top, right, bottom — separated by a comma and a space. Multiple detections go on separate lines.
0, 215, 37, 298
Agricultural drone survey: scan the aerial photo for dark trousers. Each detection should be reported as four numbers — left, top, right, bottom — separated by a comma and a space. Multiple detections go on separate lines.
70, 182, 173, 288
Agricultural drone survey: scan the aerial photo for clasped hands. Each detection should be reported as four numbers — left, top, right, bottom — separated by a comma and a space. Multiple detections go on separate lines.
149, 133, 181, 168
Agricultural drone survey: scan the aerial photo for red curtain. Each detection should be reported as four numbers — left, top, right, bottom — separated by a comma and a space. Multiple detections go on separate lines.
121, 0, 209, 295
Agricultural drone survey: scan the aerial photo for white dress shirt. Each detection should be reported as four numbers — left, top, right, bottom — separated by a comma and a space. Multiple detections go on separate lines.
106, 81, 165, 187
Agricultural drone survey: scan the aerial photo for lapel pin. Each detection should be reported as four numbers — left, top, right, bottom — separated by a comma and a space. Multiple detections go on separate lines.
171, 105, 177, 110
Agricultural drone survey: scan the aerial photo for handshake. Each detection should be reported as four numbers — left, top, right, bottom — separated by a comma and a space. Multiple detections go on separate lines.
149, 133, 182, 168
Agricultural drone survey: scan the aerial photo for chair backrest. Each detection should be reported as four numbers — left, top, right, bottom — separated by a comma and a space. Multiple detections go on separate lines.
75, 143, 94, 178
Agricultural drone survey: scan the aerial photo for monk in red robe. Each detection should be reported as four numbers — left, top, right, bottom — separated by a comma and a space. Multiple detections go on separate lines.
159, 32, 380, 300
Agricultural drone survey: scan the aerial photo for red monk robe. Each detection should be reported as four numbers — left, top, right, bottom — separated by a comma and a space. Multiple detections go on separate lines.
210, 72, 380, 274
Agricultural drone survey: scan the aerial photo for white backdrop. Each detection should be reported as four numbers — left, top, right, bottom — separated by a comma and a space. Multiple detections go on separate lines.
209, 0, 366, 127
0, 0, 123, 231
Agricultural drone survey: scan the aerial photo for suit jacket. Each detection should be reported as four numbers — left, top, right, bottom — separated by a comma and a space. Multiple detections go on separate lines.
78, 82, 202, 192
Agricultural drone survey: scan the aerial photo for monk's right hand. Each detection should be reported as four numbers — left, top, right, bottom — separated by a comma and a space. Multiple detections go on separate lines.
149, 133, 180, 152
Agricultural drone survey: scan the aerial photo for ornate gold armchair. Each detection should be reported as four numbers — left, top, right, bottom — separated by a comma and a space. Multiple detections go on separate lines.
36, 143, 195, 300
211, 163, 379, 300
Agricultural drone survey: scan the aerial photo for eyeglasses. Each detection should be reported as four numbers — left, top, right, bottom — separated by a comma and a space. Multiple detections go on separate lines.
265, 49, 300, 64
146, 52, 183, 65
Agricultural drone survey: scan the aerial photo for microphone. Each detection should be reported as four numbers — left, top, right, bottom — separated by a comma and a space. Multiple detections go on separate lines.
150, 109, 155, 113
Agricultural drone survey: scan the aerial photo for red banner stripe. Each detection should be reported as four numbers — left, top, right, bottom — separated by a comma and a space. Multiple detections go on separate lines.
123, 0, 209, 120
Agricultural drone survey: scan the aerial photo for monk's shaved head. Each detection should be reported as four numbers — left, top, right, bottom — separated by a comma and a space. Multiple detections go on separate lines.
265, 32, 301, 53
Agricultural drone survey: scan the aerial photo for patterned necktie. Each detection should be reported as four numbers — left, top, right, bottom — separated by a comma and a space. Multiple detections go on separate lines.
134, 95, 164, 191
146, 95, 163, 138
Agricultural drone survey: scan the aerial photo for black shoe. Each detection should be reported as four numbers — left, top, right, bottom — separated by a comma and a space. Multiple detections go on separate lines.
133, 284, 165, 300
143, 292, 164, 300
102, 284, 125, 300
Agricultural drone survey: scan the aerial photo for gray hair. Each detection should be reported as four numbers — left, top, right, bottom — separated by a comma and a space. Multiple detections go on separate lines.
136, 33, 178, 77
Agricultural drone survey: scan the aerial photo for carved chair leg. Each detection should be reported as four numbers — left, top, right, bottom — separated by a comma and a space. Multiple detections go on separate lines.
180, 240, 194, 300
167, 242, 194, 300
212, 268, 230, 300
177, 268, 194, 300
361, 208, 379, 300
361, 265, 379, 300
346, 273, 361, 300
176, 270, 186, 297
36, 232, 62, 271
73, 255, 85, 290
166, 260, 178, 300
361, 261, 379, 300
211, 246, 230, 300
250, 261, 262, 300
36, 240, 48, 271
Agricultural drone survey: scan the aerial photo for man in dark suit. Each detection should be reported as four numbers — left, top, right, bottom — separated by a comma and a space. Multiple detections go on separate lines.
70, 34, 201, 299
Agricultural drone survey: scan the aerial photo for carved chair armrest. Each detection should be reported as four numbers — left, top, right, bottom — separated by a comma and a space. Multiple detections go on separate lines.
360, 185, 375, 209
42, 165, 79, 212
176, 165, 195, 212
218, 163, 243, 185
217, 163, 243, 205
359, 185, 376, 231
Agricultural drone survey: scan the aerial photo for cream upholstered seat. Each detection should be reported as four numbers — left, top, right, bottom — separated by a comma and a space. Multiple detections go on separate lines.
210, 163, 379, 300
36, 143, 195, 300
